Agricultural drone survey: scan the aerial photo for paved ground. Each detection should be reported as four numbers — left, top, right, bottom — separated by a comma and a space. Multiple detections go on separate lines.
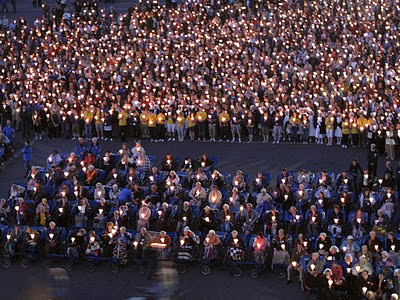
0, 2, 394, 300
0, 132, 391, 300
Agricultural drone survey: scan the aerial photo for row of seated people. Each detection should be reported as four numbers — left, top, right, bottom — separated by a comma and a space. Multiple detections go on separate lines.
2, 219, 400, 299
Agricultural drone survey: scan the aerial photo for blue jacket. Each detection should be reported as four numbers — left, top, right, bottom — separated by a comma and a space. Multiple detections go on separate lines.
74, 143, 88, 158
118, 188, 132, 202
2, 125, 15, 142
22, 146, 32, 161
89, 143, 102, 157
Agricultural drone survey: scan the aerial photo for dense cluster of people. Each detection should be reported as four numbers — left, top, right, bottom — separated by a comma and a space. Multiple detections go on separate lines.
0, 0, 398, 159
0, 139, 399, 299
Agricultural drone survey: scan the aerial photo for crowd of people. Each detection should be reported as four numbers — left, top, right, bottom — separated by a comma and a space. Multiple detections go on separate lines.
0, 0, 398, 159
0, 0, 400, 298
0, 139, 399, 299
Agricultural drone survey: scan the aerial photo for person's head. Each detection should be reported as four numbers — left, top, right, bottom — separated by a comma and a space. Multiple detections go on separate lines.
319, 232, 326, 241
256, 231, 263, 239
370, 231, 376, 239
278, 229, 284, 237
140, 227, 147, 235
246, 203, 252, 211
25, 140, 30, 147
311, 252, 319, 261
49, 221, 56, 229
183, 201, 189, 209
160, 231, 166, 238
231, 230, 238, 238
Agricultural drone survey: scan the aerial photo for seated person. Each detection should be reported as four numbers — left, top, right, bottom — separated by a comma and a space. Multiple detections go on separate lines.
239, 203, 258, 235
177, 226, 198, 260
287, 242, 306, 285
4, 225, 23, 255
67, 228, 86, 258
93, 183, 105, 202
208, 186, 222, 209
23, 226, 40, 253
35, 198, 50, 226
253, 232, 269, 265
188, 182, 207, 207
199, 206, 217, 236
113, 226, 131, 265
151, 231, 172, 260
45, 222, 60, 254
153, 202, 172, 231
225, 230, 245, 262
220, 204, 234, 233
136, 203, 151, 231
85, 165, 97, 186
232, 170, 246, 191
203, 230, 221, 260
176, 201, 192, 232
133, 227, 152, 259
0, 198, 11, 224
85, 230, 102, 256
198, 153, 213, 170
305, 252, 324, 288
253, 172, 269, 193
271, 229, 290, 267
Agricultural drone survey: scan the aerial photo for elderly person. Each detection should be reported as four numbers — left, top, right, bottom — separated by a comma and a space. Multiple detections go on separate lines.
240, 203, 258, 235
255, 189, 273, 211
177, 227, 198, 261
203, 230, 221, 260
219, 204, 234, 233
4, 225, 23, 255
253, 232, 269, 265
47, 150, 62, 170
305, 253, 324, 289
199, 206, 216, 236
287, 242, 306, 285
271, 229, 290, 267
176, 201, 192, 232
35, 198, 50, 226
137, 203, 151, 231
208, 186, 222, 209
316, 233, 332, 256
151, 231, 172, 260
341, 235, 361, 259
352, 256, 374, 276
225, 230, 245, 262
45, 222, 60, 254
188, 182, 207, 207
232, 170, 246, 191
253, 172, 269, 193
133, 227, 152, 259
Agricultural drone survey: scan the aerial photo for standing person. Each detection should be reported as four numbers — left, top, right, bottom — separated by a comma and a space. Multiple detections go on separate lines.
367, 144, 379, 177
273, 112, 283, 144
22, 140, 32, 178
385, 125, 396, 161
2, 120, 15, 147
118, 109, 128, 142
1, 0, 8, 12
20, 105, 30, 139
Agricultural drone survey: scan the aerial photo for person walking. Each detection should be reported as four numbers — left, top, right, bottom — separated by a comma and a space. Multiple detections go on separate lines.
22, 140, 32, 177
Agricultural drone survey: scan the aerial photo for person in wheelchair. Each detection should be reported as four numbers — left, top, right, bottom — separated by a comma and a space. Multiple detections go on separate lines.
177, 226, 198, 261
4, 225, 23, 255
271, 229, 290, 268
287, 242, 306, 285
102, 222, 117, 258
113, 226, 131, 265
45, 222, 61, 254
85, 230, 102, 257
67, 228, 86, 258
0, 198, 11, 224
225, 230, 245, 262
22, 226, 40, 253
304, 252, 324, 291
151, 231, 172, 260
252, 232, 269, 266
133, 227, 152, 259
320, 268, 338, 300
203, 230, 221, 260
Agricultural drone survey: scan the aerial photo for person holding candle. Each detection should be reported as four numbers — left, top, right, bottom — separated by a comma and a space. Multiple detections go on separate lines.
356, 269, 377, 298
74, 198, 91, 227
208, 186, 222, 209
271, 229, 290, 268
67, 228, 86, 258
4, 225, 23, 255
137, 203, 151, 231
364, 231, 384, 265
225, 230, 245, 263
203, 230, 221, 260
316, 232, 332, 256
199, 206, 216, 236
113, 226, 131, 265
86, 230, 102, 256
219, 204, 234, 233
45, 222, 60, 254
35, 198, 50, 226
287, 242, 306, 285
218, 110, 230, 142
252, 232, 269, 265
197, 154, 213, 171
252, 172, 269, 193
175, 201, 192, 232
161, 153, 178, 172
152, 231, 172, 260
176, 112, 186, 142
240, 203, 258, 235
189, 182, 207, 207
305, 252, 324, 290
341, 235, 361, 259
306, 205, 323, 236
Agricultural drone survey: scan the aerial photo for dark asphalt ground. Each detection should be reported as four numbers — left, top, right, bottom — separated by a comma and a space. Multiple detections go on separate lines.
0, 2, 394, 300
0, 132, 392, 300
